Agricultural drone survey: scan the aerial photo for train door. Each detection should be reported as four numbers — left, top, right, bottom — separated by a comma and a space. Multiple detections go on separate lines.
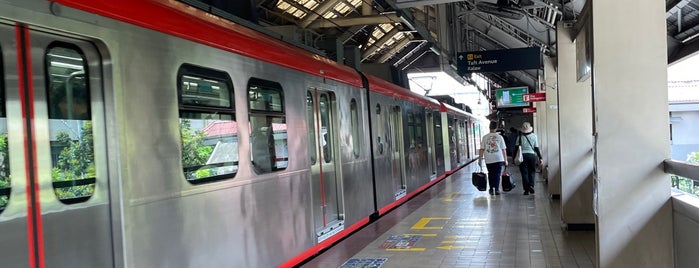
425, 110, 437, 179
433, 111, 445, 174
306, 89, 344, 242
458, 120, 468, 163
447, 116, 456, 169
389, 106, 406, 199
0, 25, 113, 267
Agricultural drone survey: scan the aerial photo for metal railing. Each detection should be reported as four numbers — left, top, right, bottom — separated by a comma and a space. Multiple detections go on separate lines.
665, 159, 699, 182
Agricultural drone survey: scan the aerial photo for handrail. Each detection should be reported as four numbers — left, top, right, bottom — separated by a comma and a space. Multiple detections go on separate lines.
664, 159, 699, 182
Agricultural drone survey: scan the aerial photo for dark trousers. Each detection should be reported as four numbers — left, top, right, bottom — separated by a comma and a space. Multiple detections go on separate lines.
519, 153, 537, 190
486, 162, 504, 191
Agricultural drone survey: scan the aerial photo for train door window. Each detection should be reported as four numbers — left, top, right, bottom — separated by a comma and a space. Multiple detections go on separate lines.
319, 94, 332, 163
177, 64, 237, 184
350, 99, 361, 158
248, 78, 287, 173
306, 92, 317, 164
376, 103, 383, 155
407, 111, 415, 149
350, 99, 359, 158
415, 111, 424, 149
0, 44, 8, 212
45, 44, 95, 203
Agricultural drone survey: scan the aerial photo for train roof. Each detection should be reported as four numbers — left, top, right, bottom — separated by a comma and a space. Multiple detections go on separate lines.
53, 0, 363, 88
364, 74, 440, 109
439, 102, 471, 117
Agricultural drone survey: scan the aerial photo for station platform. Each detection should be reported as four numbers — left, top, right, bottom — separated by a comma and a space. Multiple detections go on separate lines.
301, 162, 596, 268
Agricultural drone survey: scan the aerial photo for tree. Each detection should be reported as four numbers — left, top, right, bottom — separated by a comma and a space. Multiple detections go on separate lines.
180, 119, 213, 179
52, 121, 96, 199
0, 133, 9, 209
688, 152, 699, 164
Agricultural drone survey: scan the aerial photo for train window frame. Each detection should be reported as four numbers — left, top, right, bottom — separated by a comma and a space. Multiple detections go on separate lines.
350, 99, 360, 158
177, 64, 238, 184
0, 42, 9, 213
306, 91, 317, 164
248, 78, 287, 174
44, 42, 96, 204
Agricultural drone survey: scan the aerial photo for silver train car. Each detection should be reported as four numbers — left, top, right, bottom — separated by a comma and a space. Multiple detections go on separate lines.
0, 1, 485, 267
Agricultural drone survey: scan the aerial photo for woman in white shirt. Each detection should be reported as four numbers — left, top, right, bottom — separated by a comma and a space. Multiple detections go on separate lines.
479, 121, 508, 195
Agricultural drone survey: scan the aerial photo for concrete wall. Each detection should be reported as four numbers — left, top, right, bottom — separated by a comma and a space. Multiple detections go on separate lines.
673, 195, 699, 267
591, 0, 673, 267
543, 56, 561, 196
556, 21, 594, 227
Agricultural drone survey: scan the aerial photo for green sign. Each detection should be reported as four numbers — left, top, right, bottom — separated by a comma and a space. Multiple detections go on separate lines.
496, 87, 529, 108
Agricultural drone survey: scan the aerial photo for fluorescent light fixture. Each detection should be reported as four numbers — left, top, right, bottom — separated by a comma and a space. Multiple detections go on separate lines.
50, 61, 84, 70
681, 32, 699, 43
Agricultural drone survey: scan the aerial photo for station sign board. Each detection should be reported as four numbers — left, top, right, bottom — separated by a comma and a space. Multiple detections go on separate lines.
523, 107, 537, 113
456, 47, 541, 74
523, 92, 546, 102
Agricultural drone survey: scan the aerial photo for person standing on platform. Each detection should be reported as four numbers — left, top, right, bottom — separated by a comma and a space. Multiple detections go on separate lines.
479, 121, 508, 195
517, 122, 543, 195
507, 127, 519, 156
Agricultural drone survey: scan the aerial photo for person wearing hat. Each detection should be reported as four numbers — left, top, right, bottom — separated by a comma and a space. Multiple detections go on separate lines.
516, 122, 543, 195
479, 121, 508, 195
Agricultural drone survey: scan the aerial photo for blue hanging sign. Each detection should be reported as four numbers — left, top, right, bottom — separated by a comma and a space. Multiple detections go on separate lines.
457, 47, 541, 74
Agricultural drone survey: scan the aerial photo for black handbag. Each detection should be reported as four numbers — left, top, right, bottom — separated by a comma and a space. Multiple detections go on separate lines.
501, 166, 516, 192
471, 166, 487, 191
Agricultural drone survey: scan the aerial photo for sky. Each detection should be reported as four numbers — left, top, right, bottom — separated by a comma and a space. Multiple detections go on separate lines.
407, 72, 490, 119
668, 54, 699, 81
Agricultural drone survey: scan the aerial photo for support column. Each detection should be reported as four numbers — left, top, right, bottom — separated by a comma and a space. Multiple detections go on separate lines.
534, 75, 547, 185
543, 56, 561, 197
557, 21, 594, 230
591, 1, 672, 267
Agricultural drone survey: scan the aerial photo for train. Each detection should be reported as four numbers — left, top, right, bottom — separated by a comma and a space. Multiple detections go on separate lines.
0, 0, 485, 267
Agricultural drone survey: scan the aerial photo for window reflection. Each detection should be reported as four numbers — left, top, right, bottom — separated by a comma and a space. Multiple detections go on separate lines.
46, 44, 95, 204
248, 78, 287, 173
177, 64, 237, 184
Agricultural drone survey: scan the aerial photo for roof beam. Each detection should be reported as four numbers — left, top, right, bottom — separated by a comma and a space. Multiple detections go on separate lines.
307, 14, 401, 28
396, 0, 467, 9
298, 0, 340, 28
361, 27, 402, 60
378, 37, 413, 63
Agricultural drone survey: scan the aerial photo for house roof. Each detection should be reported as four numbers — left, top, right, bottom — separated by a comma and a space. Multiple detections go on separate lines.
202, 121, 288, 137
669, 80, 699, 103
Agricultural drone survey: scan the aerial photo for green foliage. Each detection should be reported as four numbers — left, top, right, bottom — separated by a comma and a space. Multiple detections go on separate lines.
0, 133, 9, 209
0, 133, 9, 184
52, 121, 96, 200
180, 119, 214, 180
687, 152, 699, 165
670, 152, 699, 197
195, 169, 212, 179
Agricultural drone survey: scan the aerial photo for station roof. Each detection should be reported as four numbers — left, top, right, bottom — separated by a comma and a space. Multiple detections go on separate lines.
179, 0, 699, 100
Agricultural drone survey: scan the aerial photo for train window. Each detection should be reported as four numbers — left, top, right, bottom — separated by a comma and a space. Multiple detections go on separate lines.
319, 94, 332, 163
0, 44, 9, 212
248, 78, 287, 174
376, 103, 383, 155
350, 99, 359, 158
306, 92, 317, 164
177, 64, 237, 184
45, 44, 95, 204
415, 112, 424, 147
407, 112, 415, 149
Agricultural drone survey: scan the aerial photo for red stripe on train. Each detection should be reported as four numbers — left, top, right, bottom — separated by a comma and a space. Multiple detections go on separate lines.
277, 217, 370, 268
16, 24, 45, 268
